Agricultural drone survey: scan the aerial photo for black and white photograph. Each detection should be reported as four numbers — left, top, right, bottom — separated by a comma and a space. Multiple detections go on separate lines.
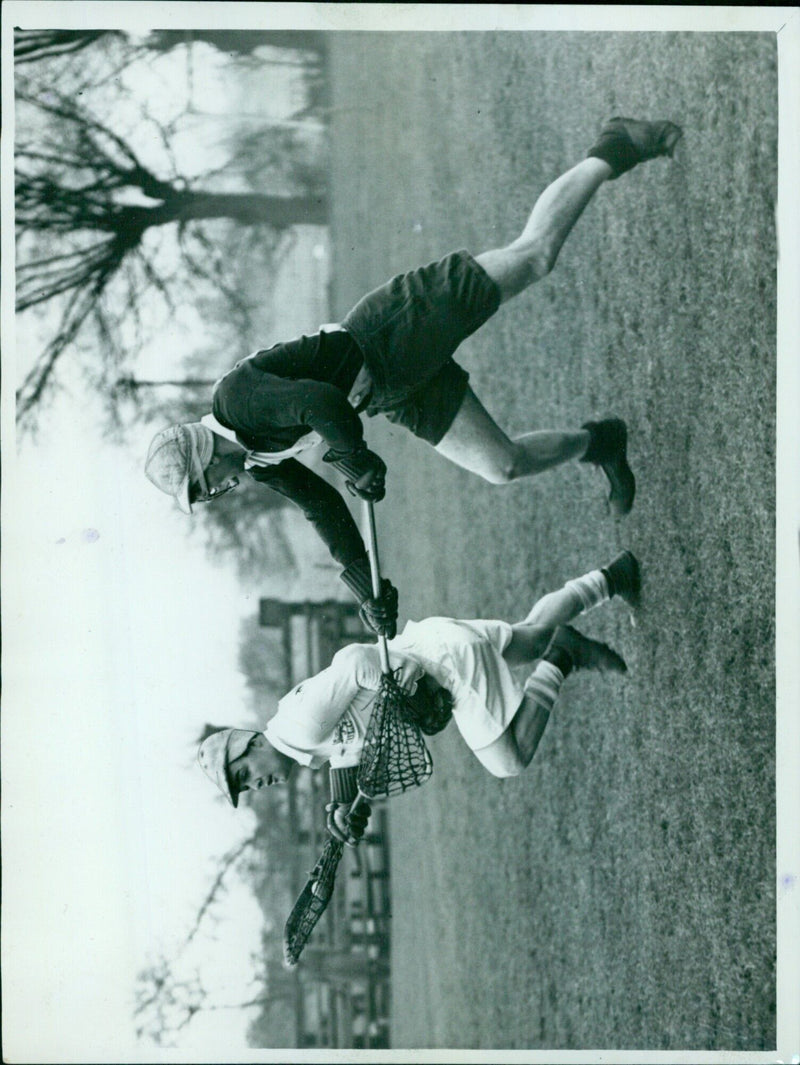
2, 3, 798, 1062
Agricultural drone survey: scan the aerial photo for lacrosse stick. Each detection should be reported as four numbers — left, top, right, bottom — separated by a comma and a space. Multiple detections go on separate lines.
283, 502, 435, 967
283, 792, 373, 968
356, 499, 434, 799
283, 835, 343, 968
363, 499, 452, 736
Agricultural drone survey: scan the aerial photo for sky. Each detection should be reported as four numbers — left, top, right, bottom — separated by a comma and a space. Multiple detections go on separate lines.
3, 3, 799, 1064
2, 415, 267, 1058
2, 16, 319, 1060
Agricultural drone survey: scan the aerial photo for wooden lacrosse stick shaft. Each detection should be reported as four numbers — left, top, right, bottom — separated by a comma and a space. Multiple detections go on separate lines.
350, 498, 395, 809
357, 499, 434, 799
364, 499, 392, 676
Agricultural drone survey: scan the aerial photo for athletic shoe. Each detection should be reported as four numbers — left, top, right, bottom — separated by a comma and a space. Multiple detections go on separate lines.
581, 418, 636, 517
601, 550, 641, 608
588, 116, 683, 179
545, 625, 627, 674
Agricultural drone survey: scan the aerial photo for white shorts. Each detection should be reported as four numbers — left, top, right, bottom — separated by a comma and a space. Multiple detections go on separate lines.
390, 617, 524, 751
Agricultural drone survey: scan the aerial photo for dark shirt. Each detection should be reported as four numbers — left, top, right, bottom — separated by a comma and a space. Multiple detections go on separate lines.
211, 332, 368, 569
213, 331, 364, 453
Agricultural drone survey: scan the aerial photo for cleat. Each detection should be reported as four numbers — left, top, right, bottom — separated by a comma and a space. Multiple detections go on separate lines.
581, 417, 635, 517
545, 625, 627, 675
588, 116, 683, 179
602, 550, 641, 608
601, 116, 683, 160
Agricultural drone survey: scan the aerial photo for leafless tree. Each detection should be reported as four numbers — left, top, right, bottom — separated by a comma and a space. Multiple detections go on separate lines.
15, 28, 325, 65
133, 767, 296, 1045
134, 949, 294, 1046
14, 29, 127, 64
13, 78, 325, 423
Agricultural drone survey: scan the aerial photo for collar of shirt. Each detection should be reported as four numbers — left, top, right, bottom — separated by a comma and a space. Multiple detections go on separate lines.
199, 412, 323, 470
200, 412, 244, 450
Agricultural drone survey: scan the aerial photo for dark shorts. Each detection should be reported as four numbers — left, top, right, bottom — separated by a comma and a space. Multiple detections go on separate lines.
342, 250, 501, 445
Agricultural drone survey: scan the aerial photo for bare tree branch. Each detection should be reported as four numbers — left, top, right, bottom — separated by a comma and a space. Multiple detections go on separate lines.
14, 29, 124, 64
181, 831, 261, 950
17, 257, 121, 418
204, 991, 295, 1011
177, 224, 253, 333
14, 81, 327, 428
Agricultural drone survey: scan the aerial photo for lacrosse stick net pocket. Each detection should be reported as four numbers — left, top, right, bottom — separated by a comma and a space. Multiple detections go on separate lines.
357, 671, 434, 798
283, 838, 344, 968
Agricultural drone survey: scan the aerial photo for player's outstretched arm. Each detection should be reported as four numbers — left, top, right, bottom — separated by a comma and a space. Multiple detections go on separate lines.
252, 460, 398, 636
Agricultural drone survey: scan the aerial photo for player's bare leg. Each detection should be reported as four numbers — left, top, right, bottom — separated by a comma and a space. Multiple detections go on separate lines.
435, 158, 609, 484
435, 118, 681, 509
435, 389, 635, 516
435, 388, 590, 485
474, 625, 626, 778
473, 118, 682, 301
473, 553, 639, 778
502, 550, 640, 667
475, 157, 613, 301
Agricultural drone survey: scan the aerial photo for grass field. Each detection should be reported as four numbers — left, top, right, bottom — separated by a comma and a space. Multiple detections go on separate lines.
327, 32, 777, 1052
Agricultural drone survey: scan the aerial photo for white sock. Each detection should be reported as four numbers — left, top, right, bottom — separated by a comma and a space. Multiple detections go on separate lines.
564, 569, 609, 613
523, 661, 565, 715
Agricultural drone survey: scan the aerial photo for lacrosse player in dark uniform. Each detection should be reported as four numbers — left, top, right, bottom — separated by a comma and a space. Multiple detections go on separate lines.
146, 118, 680, 636
197, 551, 640, 845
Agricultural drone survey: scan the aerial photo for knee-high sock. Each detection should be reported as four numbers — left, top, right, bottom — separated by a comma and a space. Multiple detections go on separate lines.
523, 660, 566, 715
564, 569, 610, 613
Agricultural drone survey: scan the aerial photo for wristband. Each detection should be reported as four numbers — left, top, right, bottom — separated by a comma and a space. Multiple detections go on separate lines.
340, 556, 373, 603
329, 764, 359, 804
322, 444, 370, 482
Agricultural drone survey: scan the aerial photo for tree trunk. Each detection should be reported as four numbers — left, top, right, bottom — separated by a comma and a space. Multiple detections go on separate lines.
147, 30, 327, 56
116, 377, 217, 389
121, 190, 327, 232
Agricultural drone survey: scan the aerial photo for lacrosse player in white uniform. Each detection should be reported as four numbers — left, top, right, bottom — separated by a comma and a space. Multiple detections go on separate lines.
198, 551, 640, 845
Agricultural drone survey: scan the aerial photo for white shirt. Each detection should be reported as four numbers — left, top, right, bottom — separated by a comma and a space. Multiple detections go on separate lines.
264, 618, 522, 770
265, 643, 424, 770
